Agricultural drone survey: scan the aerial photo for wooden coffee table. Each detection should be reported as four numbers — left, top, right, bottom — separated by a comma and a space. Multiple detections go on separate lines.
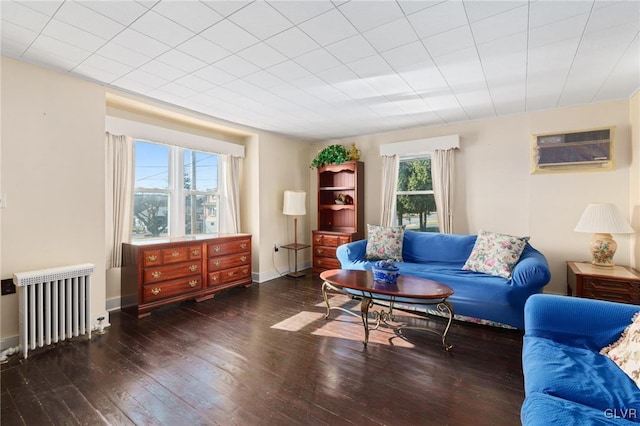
320, 269, 455, 351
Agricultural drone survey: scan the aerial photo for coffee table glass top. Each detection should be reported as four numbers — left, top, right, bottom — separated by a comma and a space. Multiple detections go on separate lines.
320, 269, 454, 299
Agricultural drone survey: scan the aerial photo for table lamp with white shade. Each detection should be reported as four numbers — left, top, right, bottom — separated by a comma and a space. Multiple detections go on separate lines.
282, 190, 307, 278
574, 203, 635, 267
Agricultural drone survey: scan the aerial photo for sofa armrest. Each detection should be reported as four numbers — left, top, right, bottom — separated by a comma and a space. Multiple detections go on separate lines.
511, 248, 551, 289
525, 294, 640, 350
336, 240, 367, 265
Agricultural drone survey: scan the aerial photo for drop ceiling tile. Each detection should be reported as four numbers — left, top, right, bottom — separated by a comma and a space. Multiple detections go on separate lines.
422, 25, 474, 58
27, 35, 91, 65
54, 1, 125, 40
593, 37, 640, 101
156, 49, 208, 73
298, 8, 358, 46
130, 11, 194, 47
463, 0, 526, 23
125, 68, 171, 89
2, 38, 31, 58
112, 76, 156, 94
177, 36, 230, 64
173, 74, 216, 92
237, 43, 288, 69
529, 1, 595, 29
366, 74, 414, 97
490, 84, 526, 115
407, 1, 468, 40
397, 1, 440, 16
294, 48, 341, 74
455, 89, 495, 119
267, 60, 311, 81
477, 31, 527, 60
18, 1, 63, 16
269, 1, 335, 24
317, 65, 382, 101
1, 1, 50, 33
266, 27, 320, 59
111, 29, 170, 57
200, 1, 252, 18
337, 1, 404, 32
398, 61, 448, 93
325, 34, 376, 64
159, 81, 199, 98
138, 59, 185, 81
200, 19, 259, 53
214, 55, 261, 77
363, 18, 419, 53
587, 2, 640, 33
243, 70, 285, 89
434, 47, 485, 91
42, 19, 106, 52
470, 5, 528, 45
76, 54, 133, 81
348, 55, 393, 79
80, 1, 148, 26
228, 1, 292, 40
152, 1, 224, 33
528, 13, 589, 49
1, 19, 39, 50
97, 41, 152, 68
193, 65, 237, 85
381, 40, 430, 70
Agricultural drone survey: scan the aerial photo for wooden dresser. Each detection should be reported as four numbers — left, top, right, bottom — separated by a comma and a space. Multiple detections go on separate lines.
566, 261, 640, 305
122, 234, 252, 318
312, 230, 354, 274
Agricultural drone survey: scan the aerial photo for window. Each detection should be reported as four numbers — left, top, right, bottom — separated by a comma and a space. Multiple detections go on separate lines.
133, 141, 220, 240
396, 156, 439, 232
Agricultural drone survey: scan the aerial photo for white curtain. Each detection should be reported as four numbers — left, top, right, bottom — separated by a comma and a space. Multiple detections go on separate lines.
380, 155, 399, 227
220, 154, 242, 234
431, 148, 456, 234
106, 132, 134, 268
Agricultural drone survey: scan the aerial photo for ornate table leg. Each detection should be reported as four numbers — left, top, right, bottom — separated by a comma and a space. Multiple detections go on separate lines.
437, 300, 455, 351
322, 281, 332, 319
360, 296, 372, 346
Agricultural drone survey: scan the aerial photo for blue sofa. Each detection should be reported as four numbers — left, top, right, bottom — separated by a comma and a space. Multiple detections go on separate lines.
522, 294, 640, 425
336, 231, 551, 329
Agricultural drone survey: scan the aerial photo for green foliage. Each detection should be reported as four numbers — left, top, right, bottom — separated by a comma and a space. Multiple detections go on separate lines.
134, 194, 168, 237
310, 144, 350, 169
396, 158, 437, 232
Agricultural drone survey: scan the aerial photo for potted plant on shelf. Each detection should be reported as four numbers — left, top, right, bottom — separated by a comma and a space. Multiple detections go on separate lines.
310, 144, 350, 169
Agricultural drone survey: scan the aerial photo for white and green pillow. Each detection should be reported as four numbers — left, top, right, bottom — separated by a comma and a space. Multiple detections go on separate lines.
463, 230, 529, 278
365, 224, 405, 262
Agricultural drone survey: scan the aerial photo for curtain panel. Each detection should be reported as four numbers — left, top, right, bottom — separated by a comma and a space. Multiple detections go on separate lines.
106, 132, 134, 269
220, 154, 242, 234
380, 155, 399, 227
431, 148, 456, 234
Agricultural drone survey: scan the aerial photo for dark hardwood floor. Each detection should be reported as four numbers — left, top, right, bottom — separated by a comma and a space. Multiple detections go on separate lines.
1, 272, 525, 425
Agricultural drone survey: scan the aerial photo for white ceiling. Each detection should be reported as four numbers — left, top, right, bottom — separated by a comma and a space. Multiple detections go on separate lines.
2, 1, 639, 141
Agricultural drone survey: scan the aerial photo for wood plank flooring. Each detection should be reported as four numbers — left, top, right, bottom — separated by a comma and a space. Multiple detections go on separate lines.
1, 272, 525, 425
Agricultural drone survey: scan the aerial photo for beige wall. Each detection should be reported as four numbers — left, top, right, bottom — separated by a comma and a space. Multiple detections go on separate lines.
1, 57, 107, 343
630, 91, 640, 269
313, 100, 633, 295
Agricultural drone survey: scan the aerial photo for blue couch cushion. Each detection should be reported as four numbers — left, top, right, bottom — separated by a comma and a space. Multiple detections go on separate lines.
523, 336, 640, 415
402, 230, 476, 264
522, 393, 639, 425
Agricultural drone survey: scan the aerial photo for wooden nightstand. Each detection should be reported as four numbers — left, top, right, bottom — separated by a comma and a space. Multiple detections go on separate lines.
566, 261, 640, 304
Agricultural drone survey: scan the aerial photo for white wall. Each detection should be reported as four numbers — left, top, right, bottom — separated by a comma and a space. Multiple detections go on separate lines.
630, 91, 640, 269
1, 57, 107, 343
313, 100, 634, 295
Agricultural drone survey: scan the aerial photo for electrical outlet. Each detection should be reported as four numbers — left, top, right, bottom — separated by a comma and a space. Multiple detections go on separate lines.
274, 243, 280, 252
1, 279, 16, 295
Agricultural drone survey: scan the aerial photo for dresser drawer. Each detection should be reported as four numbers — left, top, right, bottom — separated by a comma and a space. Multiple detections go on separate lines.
143, 250, 162, 267
144, 262, 201, 284
208, 252, 250, 271
583, 288, 638, 304
161, 245, 202, 264
583, 277, 636, 292
143, 276, 202, 303
208, 238, 251, 256
314, 246, 337, 258
314, 256, 341, 270
217, 266, 251, 284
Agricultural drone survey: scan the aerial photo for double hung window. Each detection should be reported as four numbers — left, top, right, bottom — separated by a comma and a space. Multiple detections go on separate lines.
396, 155, 439, 232
133, 140, 220, 240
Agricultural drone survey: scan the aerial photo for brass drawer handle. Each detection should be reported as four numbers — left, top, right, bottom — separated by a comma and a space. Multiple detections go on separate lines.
191, 249, 200, 256
147, 255, 158, 262
228, 271, 235, 277
171, 251, 180, 257
315, 238, 321, 243
214, 260, 221, 267
189, 265, 198, 272
152, 271, 161, 279
242, 269, 248, 274
211, 275, 218, 282
240, 243, 247, 249
316, 249, 323, 254
318, 260, 323, 265
240, 256, 247, 262
213, 246, 221, 252
151, 287, 161, 296
188, 280, 198, 288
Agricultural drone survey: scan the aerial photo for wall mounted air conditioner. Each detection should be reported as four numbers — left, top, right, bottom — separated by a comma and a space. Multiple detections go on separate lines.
531, 127, 615, 174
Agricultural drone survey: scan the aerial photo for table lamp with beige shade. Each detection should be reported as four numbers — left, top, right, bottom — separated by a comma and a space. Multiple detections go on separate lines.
574, 203, 635, 267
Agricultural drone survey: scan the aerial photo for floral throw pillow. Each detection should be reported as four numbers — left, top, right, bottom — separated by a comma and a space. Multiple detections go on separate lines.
365, 224, 405, 262
462, 230, 529, 278
601, 312, 640, 388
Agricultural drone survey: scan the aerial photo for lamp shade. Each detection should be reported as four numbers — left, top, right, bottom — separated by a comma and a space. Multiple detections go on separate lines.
574, 203, 634, 234
283, 190, 306, 216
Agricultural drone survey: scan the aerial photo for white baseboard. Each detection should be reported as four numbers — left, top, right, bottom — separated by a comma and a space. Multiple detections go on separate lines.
254, 261, 312, 283
1, 335, 19, 351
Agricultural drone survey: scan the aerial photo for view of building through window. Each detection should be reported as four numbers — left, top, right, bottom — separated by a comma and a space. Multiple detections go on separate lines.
133, 141, 219, 240
396, 156, 439, 232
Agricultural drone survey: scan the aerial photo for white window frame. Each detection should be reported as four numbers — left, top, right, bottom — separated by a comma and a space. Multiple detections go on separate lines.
395, 154, 438, 231
133, 140, 221, 240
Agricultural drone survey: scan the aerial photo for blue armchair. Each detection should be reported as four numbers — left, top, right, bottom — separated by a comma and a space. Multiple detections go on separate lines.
522, 294, 640, 425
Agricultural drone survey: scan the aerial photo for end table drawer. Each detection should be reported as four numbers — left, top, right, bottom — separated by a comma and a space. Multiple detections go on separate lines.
314, 257, 341, 270
314, 246, 337, 258
583, 289, 637, 304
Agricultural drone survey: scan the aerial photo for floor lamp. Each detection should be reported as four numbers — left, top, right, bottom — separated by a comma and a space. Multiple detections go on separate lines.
283, 190, 307, 278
